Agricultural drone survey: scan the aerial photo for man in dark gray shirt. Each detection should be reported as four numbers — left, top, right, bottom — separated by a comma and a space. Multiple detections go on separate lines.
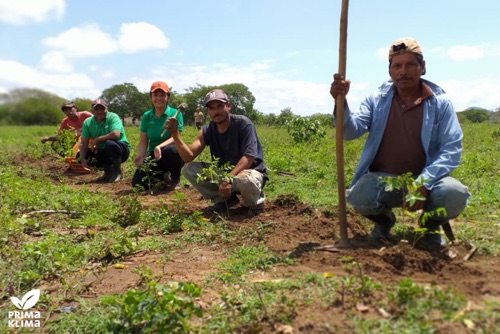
165, 89, 268, 215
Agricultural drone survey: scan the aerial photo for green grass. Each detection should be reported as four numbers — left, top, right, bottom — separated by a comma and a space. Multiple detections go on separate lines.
0, 122, 498, 333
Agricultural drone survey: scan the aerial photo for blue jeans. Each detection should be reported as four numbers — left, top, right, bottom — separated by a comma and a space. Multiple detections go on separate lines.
346, 172, 471, 220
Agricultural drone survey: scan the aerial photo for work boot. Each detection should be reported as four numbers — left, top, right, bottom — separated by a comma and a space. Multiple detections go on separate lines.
366, 211, 396, 241
108, 158, 122, 183
94, 166, 112, 183
168, 177, 181, 190
416, 219, 447, 250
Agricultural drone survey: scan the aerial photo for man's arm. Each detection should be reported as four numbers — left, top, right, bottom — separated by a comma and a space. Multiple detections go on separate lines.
165, 118, 205, 162
92, 130, 120, 147
79, 137, 90, 168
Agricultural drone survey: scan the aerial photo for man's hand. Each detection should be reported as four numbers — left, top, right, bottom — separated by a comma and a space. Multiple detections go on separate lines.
218, 180, 232, 200
165, 118, 179, 135
153, 146, 162, 160
406, 186, 429, 212
330, 73, 351, 100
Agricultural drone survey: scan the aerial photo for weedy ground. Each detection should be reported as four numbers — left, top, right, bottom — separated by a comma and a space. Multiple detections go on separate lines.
0, 123, 498, 333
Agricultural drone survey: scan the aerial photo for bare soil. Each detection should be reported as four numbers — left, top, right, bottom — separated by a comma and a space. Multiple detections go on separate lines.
17, 155, 500, 333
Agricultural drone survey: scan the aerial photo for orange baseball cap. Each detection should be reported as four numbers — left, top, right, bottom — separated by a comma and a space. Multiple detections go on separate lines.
150, 81, 169, 93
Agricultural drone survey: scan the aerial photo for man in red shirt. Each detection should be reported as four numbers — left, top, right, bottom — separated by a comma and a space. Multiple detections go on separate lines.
41, 101, 92, 157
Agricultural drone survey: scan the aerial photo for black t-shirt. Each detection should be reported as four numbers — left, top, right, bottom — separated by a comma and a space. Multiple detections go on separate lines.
202, 114, 267, 178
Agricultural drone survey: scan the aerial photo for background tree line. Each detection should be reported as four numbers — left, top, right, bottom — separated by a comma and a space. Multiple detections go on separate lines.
0, 83, 497, 127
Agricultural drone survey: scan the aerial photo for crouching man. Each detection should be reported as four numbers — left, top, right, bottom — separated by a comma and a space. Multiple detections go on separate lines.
80, 98, 130, 183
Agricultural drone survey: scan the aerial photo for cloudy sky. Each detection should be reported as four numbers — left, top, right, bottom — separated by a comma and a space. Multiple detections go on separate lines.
1, 0, 499, 116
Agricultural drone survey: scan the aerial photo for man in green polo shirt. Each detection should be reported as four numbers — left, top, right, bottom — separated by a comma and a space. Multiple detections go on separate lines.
80, 98, 131, 183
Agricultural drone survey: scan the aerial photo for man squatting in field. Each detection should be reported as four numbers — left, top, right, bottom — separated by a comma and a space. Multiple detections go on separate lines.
165, 89, 268, 215
79, 98, 131, 183
330, 37, 471, 250
40, 100, 92, 157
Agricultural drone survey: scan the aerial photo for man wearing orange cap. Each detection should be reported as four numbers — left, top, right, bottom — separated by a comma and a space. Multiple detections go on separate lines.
40, 101, 92, 157
132, 81, 185, 191
330, 37, 470, 250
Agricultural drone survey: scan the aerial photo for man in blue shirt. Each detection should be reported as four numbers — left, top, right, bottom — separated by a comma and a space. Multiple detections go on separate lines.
330, 37, 470, 249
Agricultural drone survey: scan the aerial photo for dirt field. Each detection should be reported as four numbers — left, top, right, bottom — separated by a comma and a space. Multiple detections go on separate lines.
19, 155, 500, 332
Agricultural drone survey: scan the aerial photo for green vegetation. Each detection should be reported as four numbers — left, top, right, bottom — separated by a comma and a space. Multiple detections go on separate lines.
0, 120, 498, 333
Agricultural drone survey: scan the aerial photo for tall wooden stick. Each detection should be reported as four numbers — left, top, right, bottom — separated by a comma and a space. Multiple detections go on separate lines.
335, 0, 350, 247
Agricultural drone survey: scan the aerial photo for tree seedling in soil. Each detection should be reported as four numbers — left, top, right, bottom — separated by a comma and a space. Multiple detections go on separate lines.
137, 156, 164, 195
196, 158, 235, 215
379, 173, 447, 246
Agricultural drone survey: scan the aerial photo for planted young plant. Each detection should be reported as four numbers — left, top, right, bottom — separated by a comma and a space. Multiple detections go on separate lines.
379, 173, 447, 245
137, 156, 164, 195
101, 281, 202, 333
197, 158, 235, 214
53, 128, 78, 158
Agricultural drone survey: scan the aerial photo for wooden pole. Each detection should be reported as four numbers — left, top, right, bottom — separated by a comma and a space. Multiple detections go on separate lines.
335, 0, 350, 247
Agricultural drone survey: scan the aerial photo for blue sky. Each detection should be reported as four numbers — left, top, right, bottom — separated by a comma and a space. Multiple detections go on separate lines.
1, 0, 499, 116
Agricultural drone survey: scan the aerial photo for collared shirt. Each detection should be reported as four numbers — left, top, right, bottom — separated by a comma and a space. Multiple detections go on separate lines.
140, 106, 184, 151
82, 111, 130, 149
370, 83, 434, 176
58, 111, 93, 137
335, 79, 463, 189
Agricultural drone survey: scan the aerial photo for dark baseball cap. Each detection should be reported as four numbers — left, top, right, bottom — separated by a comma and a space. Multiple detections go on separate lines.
91, 98, 107, 109
61, 100, 75, 110
203, 89, 229, 107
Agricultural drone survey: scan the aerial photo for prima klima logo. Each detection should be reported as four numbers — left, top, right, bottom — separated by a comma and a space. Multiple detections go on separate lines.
8, 289, 41, 328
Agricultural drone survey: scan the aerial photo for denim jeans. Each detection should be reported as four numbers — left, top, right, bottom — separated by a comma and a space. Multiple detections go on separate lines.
182, 161, 265, 206
346, 172, 471, 220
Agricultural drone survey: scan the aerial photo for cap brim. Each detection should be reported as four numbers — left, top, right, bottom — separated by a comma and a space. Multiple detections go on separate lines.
204, 98, 227, 107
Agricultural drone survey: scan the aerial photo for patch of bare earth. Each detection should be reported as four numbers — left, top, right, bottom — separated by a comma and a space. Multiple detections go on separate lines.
16, 155, 500, 333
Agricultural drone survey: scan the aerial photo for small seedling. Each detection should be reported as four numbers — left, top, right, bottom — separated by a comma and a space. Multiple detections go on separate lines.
196, 158, 235, 214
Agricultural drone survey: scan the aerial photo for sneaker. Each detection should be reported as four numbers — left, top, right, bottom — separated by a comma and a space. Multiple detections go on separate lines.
367, 211, 396, 241
208, 194, 240, 212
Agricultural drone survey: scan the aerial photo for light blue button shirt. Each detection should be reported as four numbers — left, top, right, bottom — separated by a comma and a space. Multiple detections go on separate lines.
335, 79, 463, 190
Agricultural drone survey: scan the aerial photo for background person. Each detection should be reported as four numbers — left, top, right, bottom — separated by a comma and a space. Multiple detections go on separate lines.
40, 101, 92, 157
79, 98, 130, 183
193, 106, 205, 130
165, 89, 268, 215
132, 81, 185, 191
330, 37, 470, 249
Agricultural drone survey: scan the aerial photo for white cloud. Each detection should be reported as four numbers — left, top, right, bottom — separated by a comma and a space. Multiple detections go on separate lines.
0, 0, 64, 25
39, 51, 73, 73
447, 45, 485, 61
442, 78, 500, 111
131, 61, 335, 116
0, 59, 100, 100
376, 47, 389, 60
42, 23, 118, 57
118, 22, 169, 53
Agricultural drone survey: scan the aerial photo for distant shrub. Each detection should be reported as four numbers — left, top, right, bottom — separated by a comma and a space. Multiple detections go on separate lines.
286, 115, 326, 143
461, 108, 490, 123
